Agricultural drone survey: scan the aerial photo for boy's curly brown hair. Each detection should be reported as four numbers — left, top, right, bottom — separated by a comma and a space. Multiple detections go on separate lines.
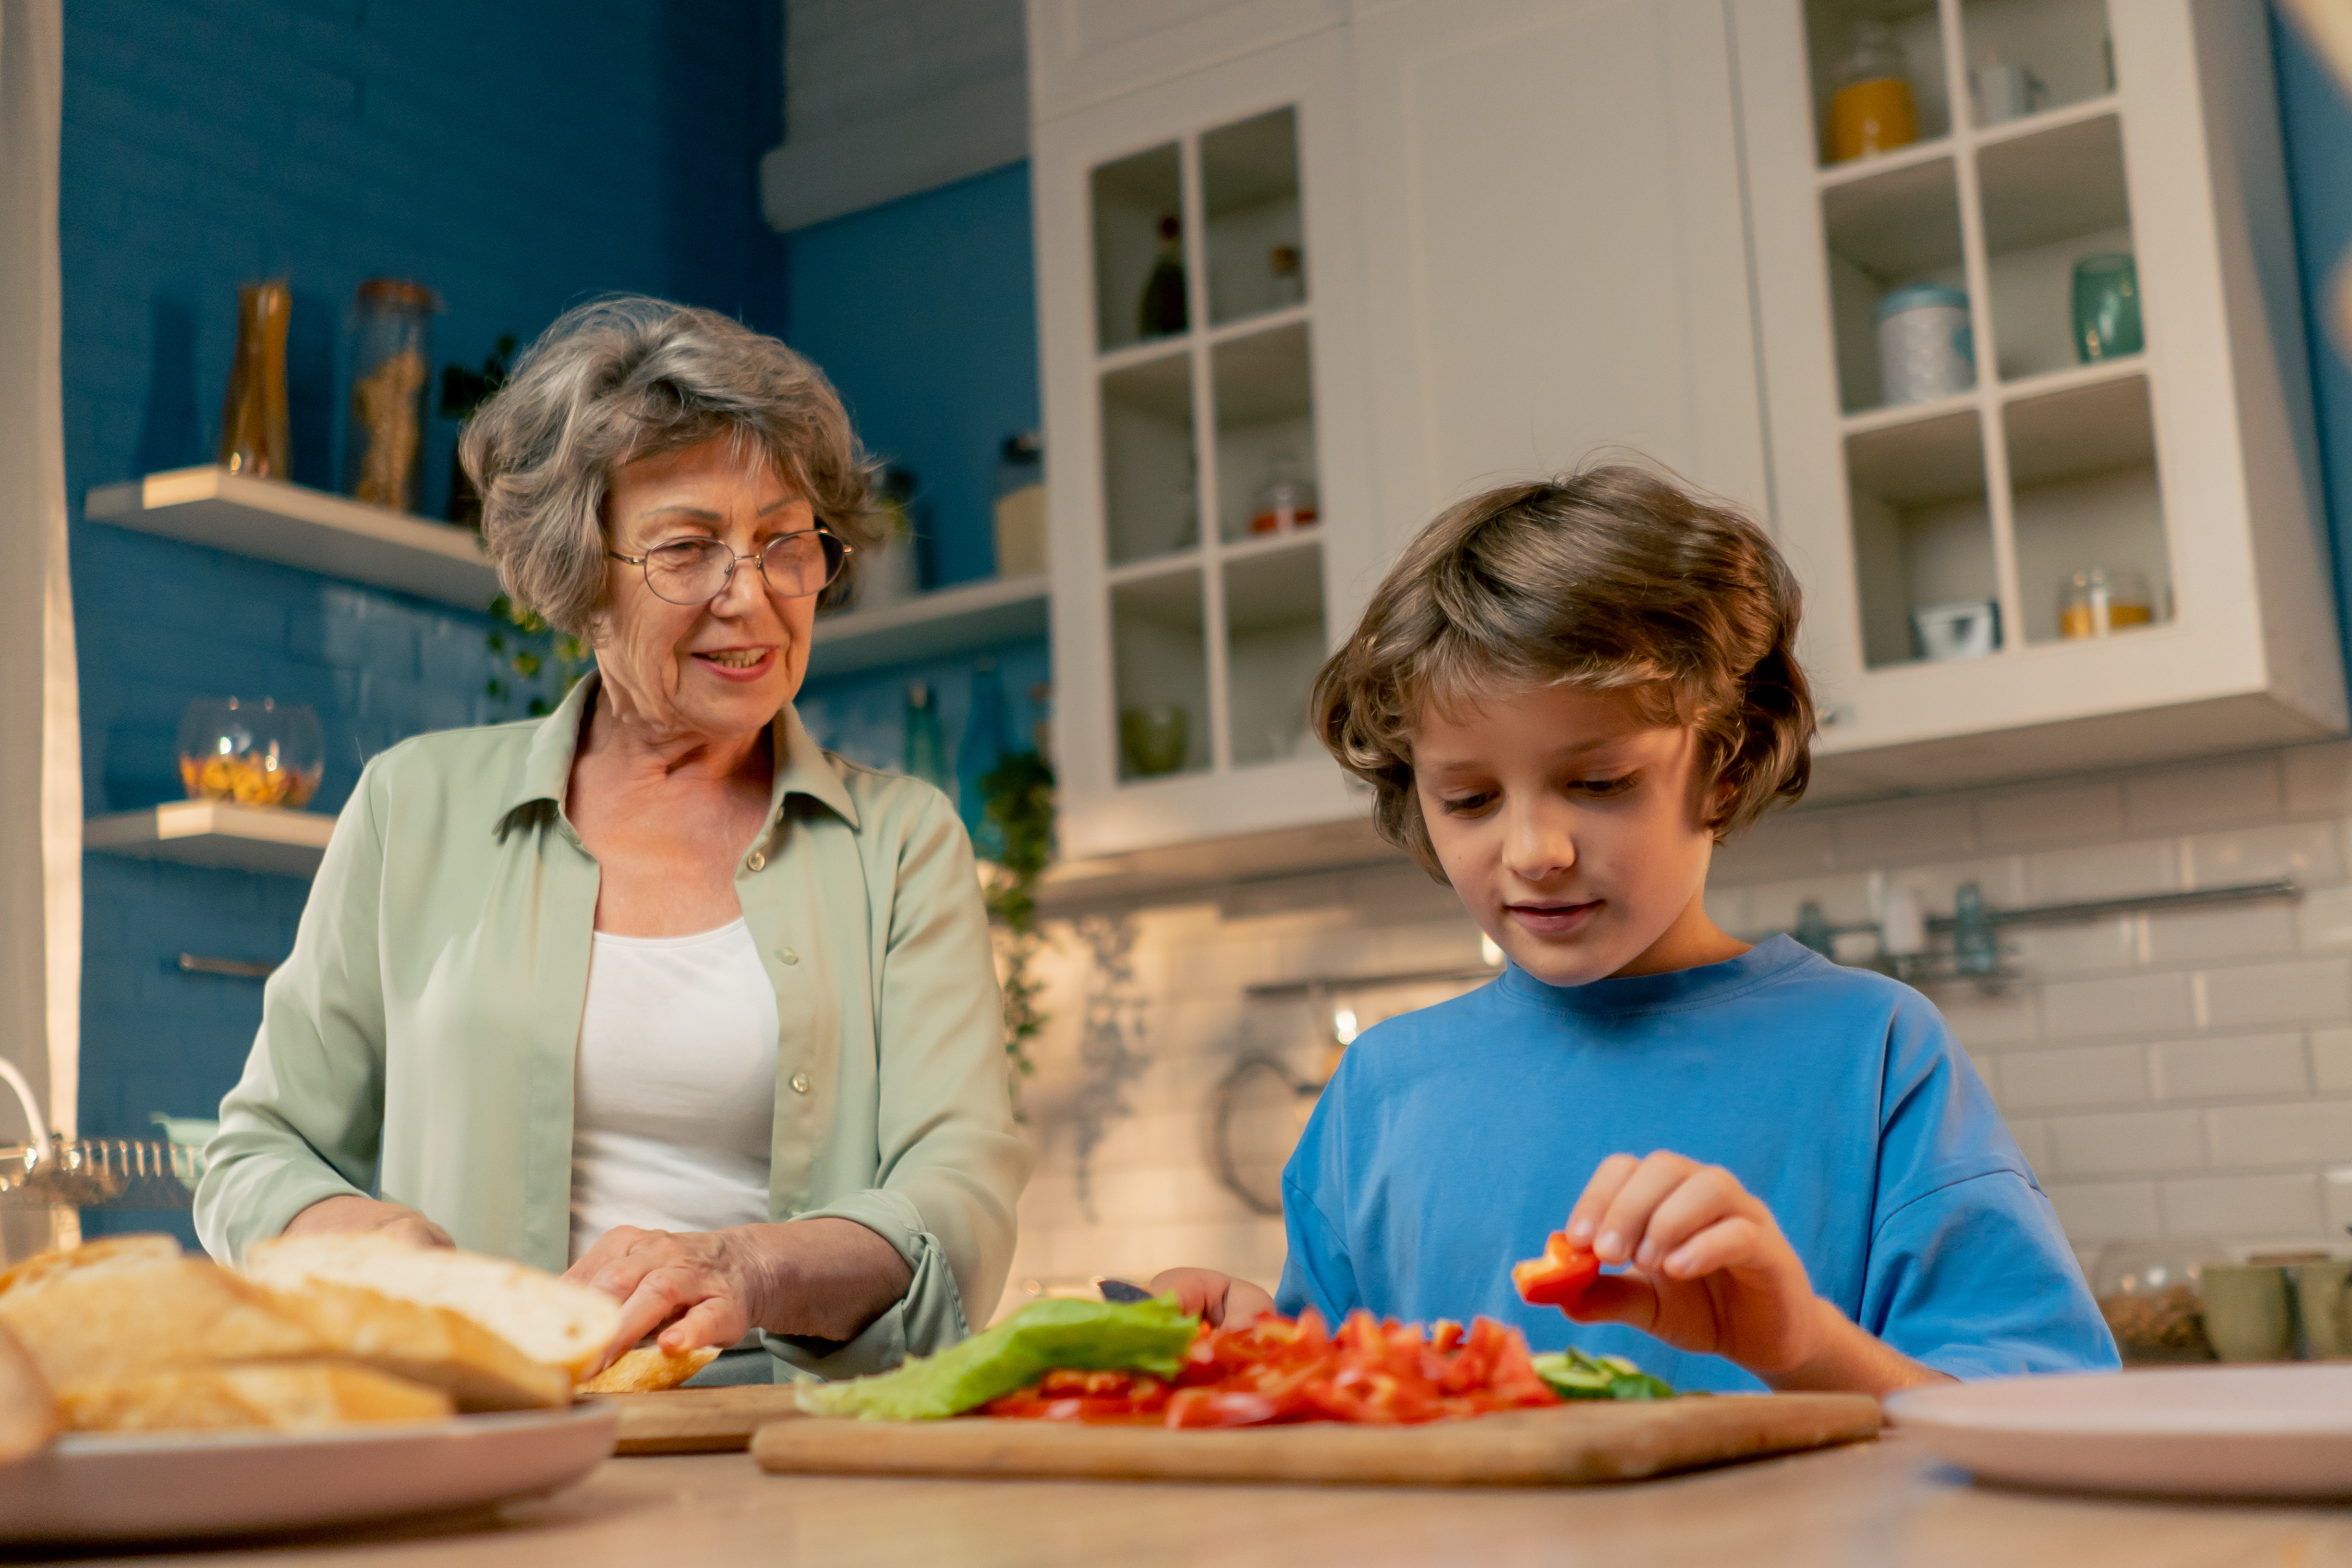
1311, 462, 1815, 880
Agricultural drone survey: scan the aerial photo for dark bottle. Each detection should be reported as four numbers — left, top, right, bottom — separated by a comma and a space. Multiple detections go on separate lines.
1139, 215, 1188, 339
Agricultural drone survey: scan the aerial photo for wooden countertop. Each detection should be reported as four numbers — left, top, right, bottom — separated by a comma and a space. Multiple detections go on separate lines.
56, 1433, 2352, 1568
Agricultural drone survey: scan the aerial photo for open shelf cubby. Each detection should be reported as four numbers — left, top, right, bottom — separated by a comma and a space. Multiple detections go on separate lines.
1223, 542, 1325, 766
1847, 409, 1997, 669
1111, 568, 1211, 781
2005, 370, 2169, 645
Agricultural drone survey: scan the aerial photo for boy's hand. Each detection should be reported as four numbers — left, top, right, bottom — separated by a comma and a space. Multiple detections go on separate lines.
1149, 1267, 1275, 1328
1562, 1150, 1947, 1394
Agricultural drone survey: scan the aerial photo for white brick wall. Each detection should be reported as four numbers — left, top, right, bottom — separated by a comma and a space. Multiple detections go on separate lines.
1000, 738, 2352, 1322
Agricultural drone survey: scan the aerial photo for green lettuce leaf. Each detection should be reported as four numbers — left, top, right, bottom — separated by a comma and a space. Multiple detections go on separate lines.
794, 1295, 1200, 1421
1531, 1348, 1679, 1401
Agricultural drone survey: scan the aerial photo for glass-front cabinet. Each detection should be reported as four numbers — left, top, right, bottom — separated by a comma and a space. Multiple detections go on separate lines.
1034, 30, 1370, 858
1737, 0, 2344, 794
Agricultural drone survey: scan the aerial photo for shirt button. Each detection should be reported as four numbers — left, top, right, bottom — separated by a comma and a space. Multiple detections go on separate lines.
789, 1072, 812, 1094
778, 947, 799, 966
747, 851, 766, 872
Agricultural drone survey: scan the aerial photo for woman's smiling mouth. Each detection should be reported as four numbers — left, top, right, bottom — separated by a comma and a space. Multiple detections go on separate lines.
1505, 899, 1602, 936
692, 646, 776, 680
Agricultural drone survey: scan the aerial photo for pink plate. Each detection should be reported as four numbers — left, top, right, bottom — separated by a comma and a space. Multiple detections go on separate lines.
0, 1401, 616, 1543
1885, 1364, 2352, 1498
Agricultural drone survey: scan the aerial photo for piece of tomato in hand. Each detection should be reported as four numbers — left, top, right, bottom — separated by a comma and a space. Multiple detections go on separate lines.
1512, 1231, 1601, 1312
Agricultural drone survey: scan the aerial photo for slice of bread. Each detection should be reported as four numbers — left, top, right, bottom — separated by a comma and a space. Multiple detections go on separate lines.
244, 1235, 621, 1378
0, 1321, 56, 1462
577, 1343, 721, 1394
60, 1362, 453, 1433
0, 1248, 323, 1392
261, 1280, 570, 1410
0, 1233, 181, 1300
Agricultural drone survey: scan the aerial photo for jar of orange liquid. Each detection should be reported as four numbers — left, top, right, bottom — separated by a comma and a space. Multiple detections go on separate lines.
1828, 20, 1919, 163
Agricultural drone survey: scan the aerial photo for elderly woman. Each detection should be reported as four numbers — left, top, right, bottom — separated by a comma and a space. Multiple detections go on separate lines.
195, 296, 1031, 1382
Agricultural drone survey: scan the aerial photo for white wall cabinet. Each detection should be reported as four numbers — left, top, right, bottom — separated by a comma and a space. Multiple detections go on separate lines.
1031, 0, 2346, 861
1734, 0, 2344, 799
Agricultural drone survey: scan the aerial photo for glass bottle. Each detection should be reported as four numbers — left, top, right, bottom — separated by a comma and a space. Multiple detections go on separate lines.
1249, 455, 1320, 535
1828, 19, 1919, 163
958, 660, 1011, 859
343, 278, 439, 512
1139, 215, 1188, 339
218, 280, 292, 478
904, 681, 952, 798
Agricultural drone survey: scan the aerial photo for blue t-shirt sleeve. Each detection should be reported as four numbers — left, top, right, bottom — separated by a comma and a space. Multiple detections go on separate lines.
1864, 993, 2119, 1377
1272, 1071, 1363, 1321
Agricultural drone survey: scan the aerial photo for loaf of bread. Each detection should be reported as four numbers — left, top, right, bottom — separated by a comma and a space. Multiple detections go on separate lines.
0, 1238, 322, 1393
58, 1362, 453, 1433
0, 1321, 55, 1463
262, 1279, 570, 1410
578, 1343, 721, 1394
245, 1235, 621, 1378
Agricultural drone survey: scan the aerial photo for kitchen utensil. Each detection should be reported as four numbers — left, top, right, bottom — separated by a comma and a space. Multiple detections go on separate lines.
2201, 1263, 2295, 1361
1827, 19, 1918, 162
756, 1394, 1879, 1487
2073, 253, 2143, 362
177, 697, 324, 808
1119, 705, 1190, 777
1876, 284, 1973, 406
344, 278, 439, 512
1974, 59, 2046, 124
1910, 599, 1998, 661
608, 1384, 808, 1455
2057, 567, 2155, 639
217, 279, 291, 479
0, 1402, 614, 1544
1094, 1277, 1155, 1304
2297, 1260, 2352, 1359
1887, 1364, 2352, 1498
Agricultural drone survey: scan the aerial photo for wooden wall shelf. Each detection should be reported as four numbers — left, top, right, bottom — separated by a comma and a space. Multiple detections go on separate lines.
85, 801, 334, 878
807, 573, 1050, 679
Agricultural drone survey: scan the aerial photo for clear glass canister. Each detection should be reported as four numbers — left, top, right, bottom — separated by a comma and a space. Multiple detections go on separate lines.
2058, 567, 2155, 639
343, 278, 439, 512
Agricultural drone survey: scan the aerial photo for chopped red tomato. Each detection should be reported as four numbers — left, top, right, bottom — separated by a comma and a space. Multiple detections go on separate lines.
1512, 1231, 1601, 1312
975, 1309, 1560, 1428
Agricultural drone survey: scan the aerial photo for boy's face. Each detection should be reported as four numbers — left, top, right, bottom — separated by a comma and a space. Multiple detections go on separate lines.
1412, 681, 1727, 986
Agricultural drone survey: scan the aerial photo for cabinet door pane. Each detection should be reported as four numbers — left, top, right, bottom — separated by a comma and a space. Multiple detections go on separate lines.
1093, 143, 1186, 353
1847, 411, 1999, 668
2006, 374, 2168, 645
1101, 352, 1199, 566
1212, 322, 1317, 544
1202, 106, 1305, 327
1962, 0, 2113, 127
1112, 569, 1210, 781
1223, 543, 1325, 766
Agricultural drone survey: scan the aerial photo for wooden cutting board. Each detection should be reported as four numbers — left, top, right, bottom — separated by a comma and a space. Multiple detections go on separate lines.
604, 1386, 811, 1455
749, 1394, 1881, 1487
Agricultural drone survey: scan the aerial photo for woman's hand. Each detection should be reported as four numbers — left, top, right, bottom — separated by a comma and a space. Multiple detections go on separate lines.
1149, 1267, 1275, 1328
1559, 1150, 1948, 1395
281, 1195, 453, 1250
565, 1217, 911, 1374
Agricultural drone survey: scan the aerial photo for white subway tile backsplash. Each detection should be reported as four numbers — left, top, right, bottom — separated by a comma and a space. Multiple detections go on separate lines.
2198, 957, 2352, 1030
2159, 1173, 2323, 1240
1731, 872, 1875, 935
2150, 1034, 2309, 1101
2183, 822, 2343, 889
2282, 741, 2352, 821
2043, 1179, 2161, 1242
2039, 972, 2195, 1040
1976, 778, 2126, 855
2047, 1108, 2207, 1177
2297, 885, 2352, 952
2006, 917, 2139, 979
2005, 1116, 2052, 1176
1833, 797, 1978, 868
1930, 987, 2040, 1051
2207, 1100, 2352, 1168
2323, 1166, 2352, 1236
2142, 903, 2300, 968
1998, 1044, 2148, 1111
2315, 1028, 2352, 1093
2125, 756, 2283, 837
1710, 809, 1838, 883
2025, 839, 2183, 903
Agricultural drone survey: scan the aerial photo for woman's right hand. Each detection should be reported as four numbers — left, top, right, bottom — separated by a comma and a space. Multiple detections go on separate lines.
1149, 1267, 1275, 1327
280, 1194, 453, 1250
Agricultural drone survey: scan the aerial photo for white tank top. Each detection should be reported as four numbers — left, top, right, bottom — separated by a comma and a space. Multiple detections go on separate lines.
568, 918, 779, 1265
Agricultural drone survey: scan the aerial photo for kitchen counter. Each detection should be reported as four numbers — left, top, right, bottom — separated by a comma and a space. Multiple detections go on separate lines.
52, 1432, 2352, 1568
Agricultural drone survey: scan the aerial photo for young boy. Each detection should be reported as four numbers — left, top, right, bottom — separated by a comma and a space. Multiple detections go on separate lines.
1156, 465, 2117, 1394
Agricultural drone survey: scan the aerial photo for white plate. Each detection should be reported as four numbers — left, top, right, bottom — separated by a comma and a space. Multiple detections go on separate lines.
0, 1401, 617, 1543
1886, 1365, 2352, 1498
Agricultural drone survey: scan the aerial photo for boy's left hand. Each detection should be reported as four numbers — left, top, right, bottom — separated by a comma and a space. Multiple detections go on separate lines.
1560, 1150, 1943, 1393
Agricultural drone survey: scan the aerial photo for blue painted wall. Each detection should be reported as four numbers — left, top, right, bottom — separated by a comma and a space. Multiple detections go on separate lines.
2274, 4, 2352, 669
63, 0, 786, 1237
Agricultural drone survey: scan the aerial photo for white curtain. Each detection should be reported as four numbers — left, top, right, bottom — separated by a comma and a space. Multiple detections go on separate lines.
0, 0, 81, 1255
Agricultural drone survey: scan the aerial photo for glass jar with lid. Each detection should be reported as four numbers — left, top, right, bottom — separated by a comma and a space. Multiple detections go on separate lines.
2058, 567, 2156, 639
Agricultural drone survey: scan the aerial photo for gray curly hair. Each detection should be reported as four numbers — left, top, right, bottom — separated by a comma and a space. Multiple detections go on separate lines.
460, 295, 875, 635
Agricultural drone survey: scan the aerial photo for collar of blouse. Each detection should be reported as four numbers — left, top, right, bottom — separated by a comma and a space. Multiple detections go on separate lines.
491, 669, 861, 847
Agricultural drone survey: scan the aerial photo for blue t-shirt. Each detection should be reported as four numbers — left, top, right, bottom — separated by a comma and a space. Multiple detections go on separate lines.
1274, 935, 2118, 1391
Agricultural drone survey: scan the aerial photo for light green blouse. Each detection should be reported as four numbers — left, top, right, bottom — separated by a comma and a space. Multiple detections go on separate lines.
194, 674, 1034, 1379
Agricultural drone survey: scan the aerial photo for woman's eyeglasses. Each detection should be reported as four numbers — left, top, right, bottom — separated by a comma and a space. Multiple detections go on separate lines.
607, 529, 851, 607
